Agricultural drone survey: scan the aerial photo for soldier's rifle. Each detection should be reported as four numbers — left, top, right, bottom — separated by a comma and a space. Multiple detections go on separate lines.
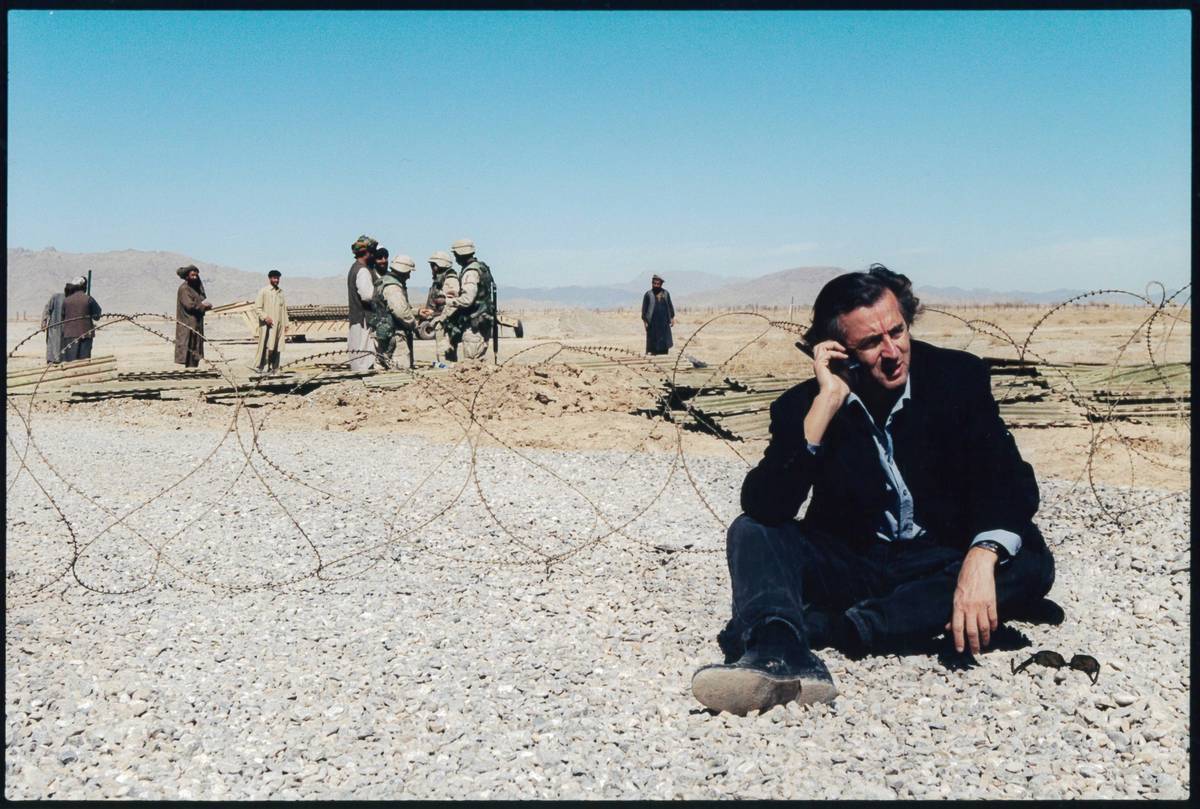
491, 283, 499, 365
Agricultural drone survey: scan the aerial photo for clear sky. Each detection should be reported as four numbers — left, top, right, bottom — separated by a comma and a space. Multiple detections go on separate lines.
6, 9, 1191, 292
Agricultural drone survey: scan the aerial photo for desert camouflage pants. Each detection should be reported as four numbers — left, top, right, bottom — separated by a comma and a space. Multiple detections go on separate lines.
434, 320, 489, 362
382, 333, 414, 369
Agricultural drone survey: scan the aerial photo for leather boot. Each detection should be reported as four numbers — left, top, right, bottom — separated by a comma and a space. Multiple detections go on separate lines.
691, 619, 837, 716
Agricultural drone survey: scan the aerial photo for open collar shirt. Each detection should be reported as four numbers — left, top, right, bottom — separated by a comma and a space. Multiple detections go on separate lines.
808, 374, 1022, 557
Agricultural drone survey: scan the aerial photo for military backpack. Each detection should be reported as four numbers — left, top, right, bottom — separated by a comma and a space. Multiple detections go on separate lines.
455, 260, 496, 330
369, 274, 405, 347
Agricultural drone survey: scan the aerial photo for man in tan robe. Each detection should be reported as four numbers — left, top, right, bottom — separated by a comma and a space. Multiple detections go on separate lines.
174, 265, 212, 367
253, 270, 289, 373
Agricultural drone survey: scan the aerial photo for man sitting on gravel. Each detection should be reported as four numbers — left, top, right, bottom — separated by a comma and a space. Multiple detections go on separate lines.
692, 265, 1057, 716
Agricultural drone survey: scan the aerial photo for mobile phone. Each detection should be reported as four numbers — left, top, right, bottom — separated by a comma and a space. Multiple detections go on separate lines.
795, 340, 862, 382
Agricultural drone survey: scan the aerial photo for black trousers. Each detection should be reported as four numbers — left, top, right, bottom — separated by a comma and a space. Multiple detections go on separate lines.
719, 514, 1055, 658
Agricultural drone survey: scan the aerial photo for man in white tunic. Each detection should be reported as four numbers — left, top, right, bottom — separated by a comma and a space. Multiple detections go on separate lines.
346, 235, 379, 371
252, 270, 289, 373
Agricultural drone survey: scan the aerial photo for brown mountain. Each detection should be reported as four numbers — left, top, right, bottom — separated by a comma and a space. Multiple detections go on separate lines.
8, 248, 1154, 317
682, 266, 846, 308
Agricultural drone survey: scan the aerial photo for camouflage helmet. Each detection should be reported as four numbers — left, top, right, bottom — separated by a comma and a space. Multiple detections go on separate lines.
450, 238, 475, 257
428, 250, 454, 269
389, 254, 416, 275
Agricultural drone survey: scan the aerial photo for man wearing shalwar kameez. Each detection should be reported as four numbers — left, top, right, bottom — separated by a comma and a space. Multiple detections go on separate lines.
252, 270, 289, 373
641, 274, 676, 356
41, 287, 66, 364
346, 235, 379, 372
174, 265, 212, 367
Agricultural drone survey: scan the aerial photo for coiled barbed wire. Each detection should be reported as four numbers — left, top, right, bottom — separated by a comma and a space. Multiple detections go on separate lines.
5, 285, 1190, 604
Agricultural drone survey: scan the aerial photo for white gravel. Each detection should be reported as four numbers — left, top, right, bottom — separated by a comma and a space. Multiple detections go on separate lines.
4, 420, 1191, 799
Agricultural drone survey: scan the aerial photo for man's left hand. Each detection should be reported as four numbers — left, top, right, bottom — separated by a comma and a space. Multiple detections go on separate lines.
945, 547, 1000, 654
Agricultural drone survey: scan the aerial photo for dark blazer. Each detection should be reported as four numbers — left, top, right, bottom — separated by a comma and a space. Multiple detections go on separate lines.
741, 340, 1044, 554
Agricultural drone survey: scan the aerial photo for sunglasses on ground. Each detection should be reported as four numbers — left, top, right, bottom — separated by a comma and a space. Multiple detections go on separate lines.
1011, 650, 1100, 684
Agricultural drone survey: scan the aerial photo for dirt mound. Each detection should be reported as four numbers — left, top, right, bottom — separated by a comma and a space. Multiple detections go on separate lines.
306, 363, 657, 423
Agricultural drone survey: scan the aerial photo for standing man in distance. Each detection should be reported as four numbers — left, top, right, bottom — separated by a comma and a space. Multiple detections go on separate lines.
174, 265, 212, 367
60, 276, 103, 362
346, 235, 379, 372
642, 274, 675, 356
41, 282, 67, 364
434, 239, 495, 362
691, 265, 1056, 716
252, 270, 289, 374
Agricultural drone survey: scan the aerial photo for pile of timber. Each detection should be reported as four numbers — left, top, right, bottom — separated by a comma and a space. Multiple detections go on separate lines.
6, 356, 118, 396
209, 301, 349, 341
5, 356, 452, 404
71, 368, 223, 401
653, 358, 1190, 441
203, 368, 375, 403
287, 304, 351, 321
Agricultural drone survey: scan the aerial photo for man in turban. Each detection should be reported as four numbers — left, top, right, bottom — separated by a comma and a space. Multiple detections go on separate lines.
347, 235, 380, 371
641, 274, 675, 356
174, 265, 212, 367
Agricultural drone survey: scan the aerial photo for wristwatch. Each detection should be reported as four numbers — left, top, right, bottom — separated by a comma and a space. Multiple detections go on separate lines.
973, 540, 1008, 560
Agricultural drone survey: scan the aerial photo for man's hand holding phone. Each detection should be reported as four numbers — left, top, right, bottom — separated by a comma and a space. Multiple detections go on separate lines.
801, 339, 858, 446
811, 340, 858, 400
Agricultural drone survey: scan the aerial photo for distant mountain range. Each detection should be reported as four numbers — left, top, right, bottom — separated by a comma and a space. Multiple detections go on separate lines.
5, 247, 1178, 316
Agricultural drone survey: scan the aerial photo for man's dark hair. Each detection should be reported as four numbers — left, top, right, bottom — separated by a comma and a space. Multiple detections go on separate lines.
267, 270, 282, 279
374, 247, 389, 261
64, 281, 84, 295
803, 264, 921, 347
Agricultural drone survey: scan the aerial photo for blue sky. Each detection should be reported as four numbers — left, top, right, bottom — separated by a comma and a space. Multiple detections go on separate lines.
6, 10, 1191, 292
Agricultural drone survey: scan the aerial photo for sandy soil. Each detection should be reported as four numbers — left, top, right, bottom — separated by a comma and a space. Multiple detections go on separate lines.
5, 302, 1190, 491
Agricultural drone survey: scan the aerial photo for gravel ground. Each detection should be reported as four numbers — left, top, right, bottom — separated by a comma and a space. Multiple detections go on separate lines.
4, 420, 1191, 800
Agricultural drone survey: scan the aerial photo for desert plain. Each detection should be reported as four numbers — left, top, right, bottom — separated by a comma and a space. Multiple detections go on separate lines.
4, 301, 1191, 799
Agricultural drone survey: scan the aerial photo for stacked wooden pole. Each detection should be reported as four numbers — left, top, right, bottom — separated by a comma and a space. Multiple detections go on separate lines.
6, 356, 118, 394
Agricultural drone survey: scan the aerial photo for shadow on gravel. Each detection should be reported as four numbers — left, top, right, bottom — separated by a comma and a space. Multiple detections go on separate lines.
876, 620, 1046, 671
872, 597, 1064, 671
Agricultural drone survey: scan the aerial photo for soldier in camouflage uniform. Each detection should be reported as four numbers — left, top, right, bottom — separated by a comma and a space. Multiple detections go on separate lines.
434, 238, 495, 361
418, 251, 460, 363
370, 254, 419, 369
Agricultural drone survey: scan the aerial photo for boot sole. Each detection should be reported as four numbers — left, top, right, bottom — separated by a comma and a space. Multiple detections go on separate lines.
691, 665, 837, 716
